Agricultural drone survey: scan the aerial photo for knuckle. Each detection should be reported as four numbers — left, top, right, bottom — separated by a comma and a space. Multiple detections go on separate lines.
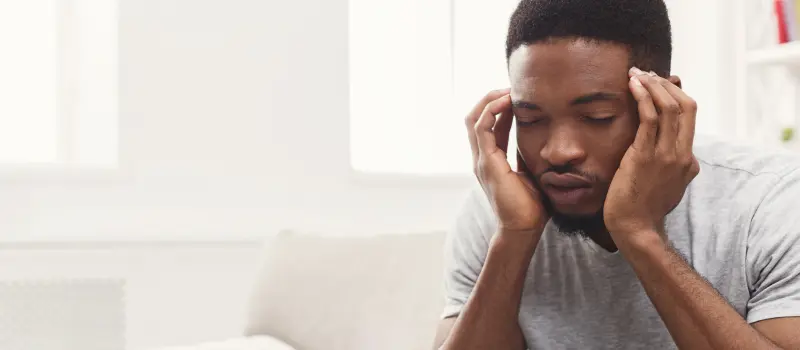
686, 99, 698, 112
483, 89, 506, 104
660, 152, 677, 165
489, 88, 506, 97
678, 156, 694, 169
480, 103, 493, 117
473, 119, 484, 132
664, 102, 682, 115
640, 111, 657, 123
690, 158, 701, 174
483, 100, 495, 112
465, 115, 477, 128
638, 92, 653, 103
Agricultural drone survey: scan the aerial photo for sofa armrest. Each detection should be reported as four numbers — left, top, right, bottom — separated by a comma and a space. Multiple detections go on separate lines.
145, 336, 295, 350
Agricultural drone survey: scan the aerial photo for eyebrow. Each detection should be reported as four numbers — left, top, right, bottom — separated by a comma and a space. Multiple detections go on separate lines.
512, 92, 622, 110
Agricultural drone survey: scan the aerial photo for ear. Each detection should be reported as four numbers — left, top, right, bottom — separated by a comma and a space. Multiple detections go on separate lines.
668, 75, 682, 89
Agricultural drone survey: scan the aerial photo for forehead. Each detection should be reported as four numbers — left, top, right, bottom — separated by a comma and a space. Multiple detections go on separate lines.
508, 39, 631, 101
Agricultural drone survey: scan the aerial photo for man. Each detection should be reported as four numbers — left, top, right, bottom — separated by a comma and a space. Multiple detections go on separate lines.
433, 0, 800, 349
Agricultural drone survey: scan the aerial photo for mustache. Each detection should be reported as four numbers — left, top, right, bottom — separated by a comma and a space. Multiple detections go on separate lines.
515, 154, 597, 183
538, 164, 598, 182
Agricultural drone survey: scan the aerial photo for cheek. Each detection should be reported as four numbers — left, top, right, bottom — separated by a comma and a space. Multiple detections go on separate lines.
598, 118, 638, 169
514, 127, 547, 163
611, 114, 639, 152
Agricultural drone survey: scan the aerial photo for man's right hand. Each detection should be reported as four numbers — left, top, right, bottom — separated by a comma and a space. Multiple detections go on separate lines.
466, 89, 550, 235
433, 90, 549, 350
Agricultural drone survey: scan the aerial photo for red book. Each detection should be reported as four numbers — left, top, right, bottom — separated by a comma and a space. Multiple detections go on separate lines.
776, 0, 790, 43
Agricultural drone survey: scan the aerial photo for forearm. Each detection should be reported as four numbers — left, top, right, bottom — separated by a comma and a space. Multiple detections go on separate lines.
618, 232, 779, 350
441, 230, 539, 350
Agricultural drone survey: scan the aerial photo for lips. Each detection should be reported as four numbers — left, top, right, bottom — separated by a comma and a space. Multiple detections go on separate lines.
539, 173, 593, 206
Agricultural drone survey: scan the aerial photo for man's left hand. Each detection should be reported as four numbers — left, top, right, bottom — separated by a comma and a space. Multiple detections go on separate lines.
603, 67, 700, 242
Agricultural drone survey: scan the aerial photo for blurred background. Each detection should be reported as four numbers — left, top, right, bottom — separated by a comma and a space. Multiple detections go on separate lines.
0, 0, 797, 349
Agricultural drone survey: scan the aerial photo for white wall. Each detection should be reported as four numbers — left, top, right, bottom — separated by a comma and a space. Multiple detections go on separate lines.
667, 0, 737, 139
0, 241, 264, 349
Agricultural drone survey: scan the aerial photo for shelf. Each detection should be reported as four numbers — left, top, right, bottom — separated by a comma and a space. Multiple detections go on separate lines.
747, 41, 800, 67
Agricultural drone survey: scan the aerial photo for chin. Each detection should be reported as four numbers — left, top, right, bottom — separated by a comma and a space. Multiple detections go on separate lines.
551, 202, 602, 217
550, 209, 607, 237
544, 199, 607, 237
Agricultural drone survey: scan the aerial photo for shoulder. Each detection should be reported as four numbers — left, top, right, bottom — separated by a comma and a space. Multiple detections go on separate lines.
674, 135, 800, 242
691, 134, 800, 240
449, 183, 497, 244
688, 135, 800, 209
692, 134, 800, 182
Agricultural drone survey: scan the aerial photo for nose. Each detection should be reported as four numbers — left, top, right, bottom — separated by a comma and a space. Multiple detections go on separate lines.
539, 127, 587, 167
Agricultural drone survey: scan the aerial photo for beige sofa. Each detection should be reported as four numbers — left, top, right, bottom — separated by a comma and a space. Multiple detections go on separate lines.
243, 231, 447, 350
153, 231, 449, 350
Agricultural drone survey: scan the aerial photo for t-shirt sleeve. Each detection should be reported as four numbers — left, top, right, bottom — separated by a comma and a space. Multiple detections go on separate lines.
441, 185, 496, 319
745, 168, 800, 324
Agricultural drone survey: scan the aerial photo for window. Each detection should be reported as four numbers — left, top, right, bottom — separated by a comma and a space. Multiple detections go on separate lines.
349, 0, 520, 176
0, 0, 117, 168
348, 0, 454, 175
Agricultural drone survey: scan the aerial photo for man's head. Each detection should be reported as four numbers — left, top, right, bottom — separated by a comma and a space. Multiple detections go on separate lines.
505, 0, 674, 237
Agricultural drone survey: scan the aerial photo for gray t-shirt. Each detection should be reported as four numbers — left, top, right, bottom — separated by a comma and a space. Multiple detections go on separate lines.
442, 136, 800, 349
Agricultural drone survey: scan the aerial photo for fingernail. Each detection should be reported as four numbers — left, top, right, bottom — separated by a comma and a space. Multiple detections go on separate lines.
648, 71, 657, 77
629, 67, 644, 75
630, 75, 643, 87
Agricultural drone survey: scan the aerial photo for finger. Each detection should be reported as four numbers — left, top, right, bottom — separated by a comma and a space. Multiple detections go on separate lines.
475, 94, 512, 158
628, 75, 658, 153
494, 109, 514, 153
638, 74, 680, 153
467, 89, 511, 160
661, 79, 698, 157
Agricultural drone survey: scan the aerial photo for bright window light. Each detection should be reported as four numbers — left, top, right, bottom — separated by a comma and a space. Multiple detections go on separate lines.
0, 0, 117, 168
349, 0, 520, 175
453, 0, 521, 171
348, 0, 457, 175
0, 1, 59, 163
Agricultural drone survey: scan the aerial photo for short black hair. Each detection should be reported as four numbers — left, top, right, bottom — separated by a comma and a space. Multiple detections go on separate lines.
506, 0, 672, 76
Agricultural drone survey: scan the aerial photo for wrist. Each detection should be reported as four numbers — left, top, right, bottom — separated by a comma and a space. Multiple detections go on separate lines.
492, 227, 544, 254
613, 229, 668, 255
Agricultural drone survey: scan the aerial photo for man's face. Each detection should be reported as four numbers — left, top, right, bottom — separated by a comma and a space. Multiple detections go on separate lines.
508, 39, 639, 235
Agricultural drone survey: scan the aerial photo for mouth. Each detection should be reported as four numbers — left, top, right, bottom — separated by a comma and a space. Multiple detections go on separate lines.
539, 173, 594, 206
542, 185, 593, 206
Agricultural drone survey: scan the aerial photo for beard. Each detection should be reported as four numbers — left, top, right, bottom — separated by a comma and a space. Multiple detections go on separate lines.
538, 191, 607, 238
525, 164, 608, 238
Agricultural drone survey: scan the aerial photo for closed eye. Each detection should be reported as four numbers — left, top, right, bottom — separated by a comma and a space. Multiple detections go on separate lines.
582, 115, 616, 124
516, 117, 546, 127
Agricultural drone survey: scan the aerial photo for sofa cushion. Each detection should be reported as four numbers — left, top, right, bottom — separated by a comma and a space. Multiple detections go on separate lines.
244, 231, 446, 350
